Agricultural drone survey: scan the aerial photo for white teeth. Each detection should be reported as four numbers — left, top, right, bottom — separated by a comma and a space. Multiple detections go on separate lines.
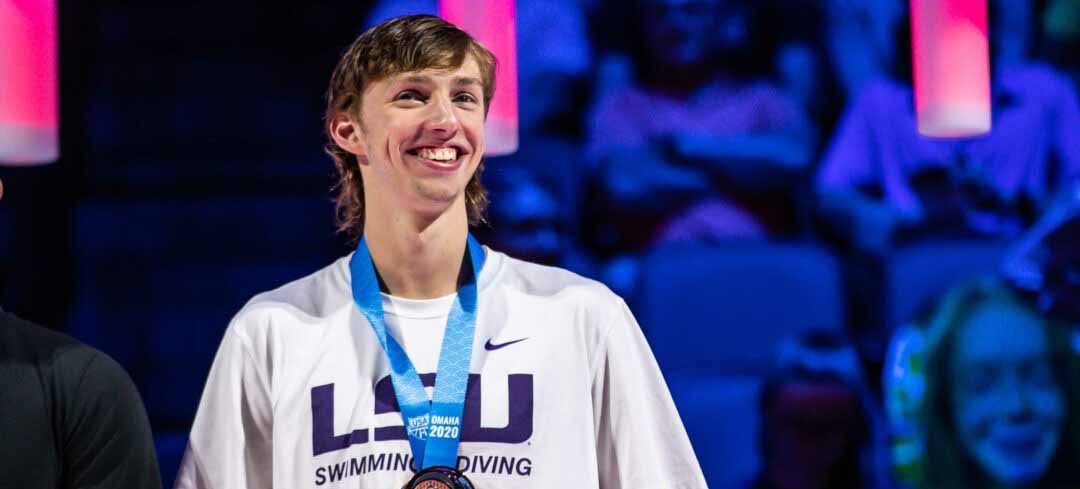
416, 147, 457, 162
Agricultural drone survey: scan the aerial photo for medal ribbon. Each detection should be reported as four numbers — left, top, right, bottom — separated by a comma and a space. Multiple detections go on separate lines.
350, 234, 484, 470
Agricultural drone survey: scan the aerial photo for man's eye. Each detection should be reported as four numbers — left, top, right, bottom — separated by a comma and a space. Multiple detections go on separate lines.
454, 93, 478, 104
396, 90, 425, 102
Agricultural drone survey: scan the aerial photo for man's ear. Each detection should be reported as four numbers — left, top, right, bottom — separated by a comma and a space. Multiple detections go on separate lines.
330, 111, 367, 161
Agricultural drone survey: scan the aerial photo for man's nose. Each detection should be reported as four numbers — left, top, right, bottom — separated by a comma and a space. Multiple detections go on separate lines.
424, 95, 460, 136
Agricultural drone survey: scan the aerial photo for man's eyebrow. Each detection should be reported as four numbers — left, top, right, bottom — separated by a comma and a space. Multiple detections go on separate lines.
400, 74, 434, 84
454, 77, 482, 87
394, 75, 481, 89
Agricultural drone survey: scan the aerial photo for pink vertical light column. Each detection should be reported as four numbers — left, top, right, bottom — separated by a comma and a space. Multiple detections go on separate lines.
910, 0, 991, 137
440, 0, 518, 156
0, 0, 59, 165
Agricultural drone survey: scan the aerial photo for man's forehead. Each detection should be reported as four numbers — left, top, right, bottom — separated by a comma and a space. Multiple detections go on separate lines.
384, 57, 483, 85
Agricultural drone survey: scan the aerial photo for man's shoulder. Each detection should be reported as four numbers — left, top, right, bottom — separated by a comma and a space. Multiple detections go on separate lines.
1, 310, 95, 372
229, 255, 354, 332
0, 311, 159, 489
0, 310, 139, 410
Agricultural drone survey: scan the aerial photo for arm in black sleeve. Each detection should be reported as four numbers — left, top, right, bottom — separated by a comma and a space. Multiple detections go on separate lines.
59, 349, 162, 489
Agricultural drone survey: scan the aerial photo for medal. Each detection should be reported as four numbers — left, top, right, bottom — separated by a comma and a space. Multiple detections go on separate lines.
403, 466, 476, 489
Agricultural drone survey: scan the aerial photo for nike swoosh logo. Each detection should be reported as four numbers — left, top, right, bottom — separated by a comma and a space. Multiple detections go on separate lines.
484, 337, 529, 351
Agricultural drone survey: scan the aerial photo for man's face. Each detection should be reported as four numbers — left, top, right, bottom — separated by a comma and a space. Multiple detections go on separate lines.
950, 303, 1065, 485
354, 57, 486, 219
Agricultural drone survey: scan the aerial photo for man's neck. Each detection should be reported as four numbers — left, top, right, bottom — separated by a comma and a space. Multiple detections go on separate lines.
361, 204, 470, 300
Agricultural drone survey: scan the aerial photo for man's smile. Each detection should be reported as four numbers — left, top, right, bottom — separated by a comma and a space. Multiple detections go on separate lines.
405, 144, 469, 172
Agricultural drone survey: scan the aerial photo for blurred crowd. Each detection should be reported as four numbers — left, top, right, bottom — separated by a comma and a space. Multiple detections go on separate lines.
371, 0, 1080, 487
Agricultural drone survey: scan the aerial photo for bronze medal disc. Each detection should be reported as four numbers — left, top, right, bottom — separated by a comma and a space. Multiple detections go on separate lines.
404, 466, 473, 489
410, 477, 449, 487
412, 480, 453, 489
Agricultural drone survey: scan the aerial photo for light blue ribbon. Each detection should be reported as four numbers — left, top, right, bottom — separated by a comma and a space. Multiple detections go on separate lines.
350, 235, 484, 469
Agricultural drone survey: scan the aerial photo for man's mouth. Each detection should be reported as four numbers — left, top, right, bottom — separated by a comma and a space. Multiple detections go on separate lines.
410, 146, 459, 163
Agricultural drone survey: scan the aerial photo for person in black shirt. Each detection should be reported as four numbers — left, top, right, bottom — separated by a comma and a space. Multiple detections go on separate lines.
0, 176, 162, 489
0, 308, 162, 489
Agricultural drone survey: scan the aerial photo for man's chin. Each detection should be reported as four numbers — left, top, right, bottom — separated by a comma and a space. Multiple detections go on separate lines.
407, 190, 467, 219
414, 188, 461, 206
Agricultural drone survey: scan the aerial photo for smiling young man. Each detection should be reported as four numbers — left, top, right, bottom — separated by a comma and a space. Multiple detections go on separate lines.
175, 14, 705, 489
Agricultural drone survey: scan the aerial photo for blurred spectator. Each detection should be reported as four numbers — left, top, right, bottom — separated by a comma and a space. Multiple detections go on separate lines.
584, 0, 814, 248
822, 0, 904, 99
757, 0, 848, 234
501, 0, 594, 230
773, 41, 836, 147
483, 165, 596, 276
916, 279, 1080, 488
1002, 185, 1080, 323
758, 1, 848, 137
486, 166, 563, 264
751, 329, 887, 489
816, 0, 1080, 256
583, 0, 814, 296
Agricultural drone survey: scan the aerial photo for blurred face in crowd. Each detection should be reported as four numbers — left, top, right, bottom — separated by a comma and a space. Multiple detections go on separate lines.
349, 57, 486, 220
950, 303, 1065, 485
492, 176, 563, 265
643, 0, 722, 68
766, 382, 859, 483
519, 70, 579, 135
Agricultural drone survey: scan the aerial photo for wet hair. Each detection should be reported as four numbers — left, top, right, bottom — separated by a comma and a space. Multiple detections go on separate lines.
324, 14, 496, 242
